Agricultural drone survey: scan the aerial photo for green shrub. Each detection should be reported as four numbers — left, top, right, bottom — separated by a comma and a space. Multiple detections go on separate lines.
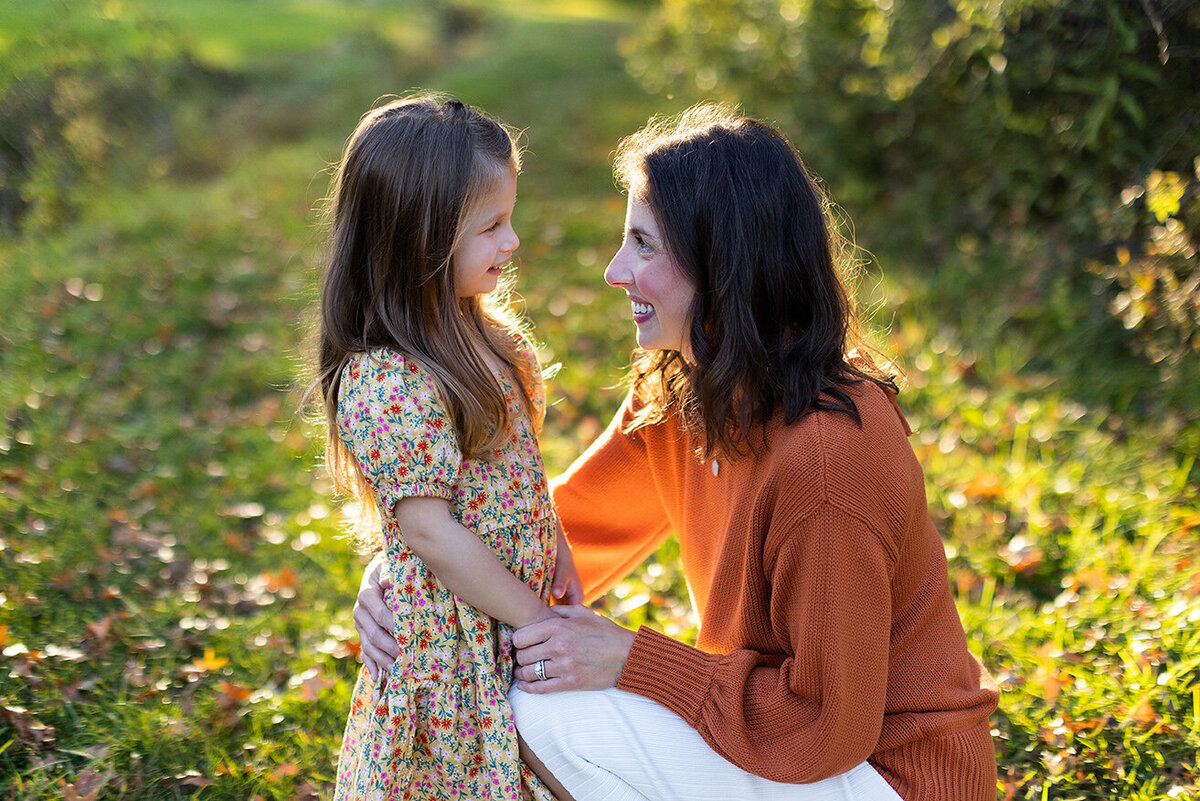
625, 0, 1199, 412
0, 1, 200, 232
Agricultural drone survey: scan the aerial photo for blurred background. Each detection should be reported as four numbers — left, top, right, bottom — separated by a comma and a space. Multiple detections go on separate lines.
1, 1, 1197, 798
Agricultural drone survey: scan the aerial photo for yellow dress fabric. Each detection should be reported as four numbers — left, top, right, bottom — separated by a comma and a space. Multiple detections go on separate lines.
333, 347, 556, 801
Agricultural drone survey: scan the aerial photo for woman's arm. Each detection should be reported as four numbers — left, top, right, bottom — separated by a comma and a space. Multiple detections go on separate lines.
551, 393, 673, 601
614, 504, 893, 783
515, 503, 895, 784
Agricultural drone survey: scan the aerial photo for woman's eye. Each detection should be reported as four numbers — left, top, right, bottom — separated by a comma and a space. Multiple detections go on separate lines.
634, 235, 650, 252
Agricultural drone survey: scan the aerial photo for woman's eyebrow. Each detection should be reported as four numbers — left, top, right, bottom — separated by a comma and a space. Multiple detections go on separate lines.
627, 225, 657, 242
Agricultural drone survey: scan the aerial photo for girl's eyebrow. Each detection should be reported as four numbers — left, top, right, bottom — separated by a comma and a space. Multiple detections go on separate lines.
627, 226, 657, 241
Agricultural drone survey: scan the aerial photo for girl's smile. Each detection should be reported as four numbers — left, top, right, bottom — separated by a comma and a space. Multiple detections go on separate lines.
453, 171, 520, 297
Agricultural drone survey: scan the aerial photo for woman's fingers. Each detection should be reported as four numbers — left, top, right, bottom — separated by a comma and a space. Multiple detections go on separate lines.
514, 676, 573, 694
512, 615, 557, 650
511, 607, 635, 692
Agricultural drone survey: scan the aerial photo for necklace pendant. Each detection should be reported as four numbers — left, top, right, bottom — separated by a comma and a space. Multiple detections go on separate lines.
711, 459, 719, 477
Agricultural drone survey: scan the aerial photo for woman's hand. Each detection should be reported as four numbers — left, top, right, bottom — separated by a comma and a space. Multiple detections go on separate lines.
550, 523, 584, 606
353, 551, 400, 681
512, 605, 636, 693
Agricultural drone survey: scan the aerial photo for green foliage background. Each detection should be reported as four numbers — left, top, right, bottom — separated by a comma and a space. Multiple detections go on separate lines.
0, 1, 1197, 799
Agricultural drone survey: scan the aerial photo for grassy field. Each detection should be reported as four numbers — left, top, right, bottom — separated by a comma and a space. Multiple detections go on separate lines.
1, 1, 1197, 799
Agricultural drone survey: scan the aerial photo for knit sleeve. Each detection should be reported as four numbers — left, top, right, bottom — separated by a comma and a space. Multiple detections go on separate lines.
550, 393, 672, 603
616, 502, 893, 783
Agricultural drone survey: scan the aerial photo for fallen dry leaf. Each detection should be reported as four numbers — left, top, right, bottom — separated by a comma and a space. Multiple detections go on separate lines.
1, 705, 56, 750
216, 680, 253, 709
60, 766, 114, 801
190, 648, 229, 672
962, 473, 1006, 500
292, 667, 334, 702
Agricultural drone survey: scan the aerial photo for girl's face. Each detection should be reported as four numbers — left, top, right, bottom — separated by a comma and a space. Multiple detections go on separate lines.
604, 192, 695, 357
453, 170, 519, 298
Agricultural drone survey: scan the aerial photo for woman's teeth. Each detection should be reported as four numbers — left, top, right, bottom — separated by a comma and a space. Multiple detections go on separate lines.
632, 301, 654, 315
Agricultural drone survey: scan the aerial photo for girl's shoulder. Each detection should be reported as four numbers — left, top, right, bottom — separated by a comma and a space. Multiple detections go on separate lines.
341, 347, 439, 398
504, 327, 540, 372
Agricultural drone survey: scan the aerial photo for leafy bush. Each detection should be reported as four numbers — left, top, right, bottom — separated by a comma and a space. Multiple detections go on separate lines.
624, 0, 1200, 412
0, 2, 198, 232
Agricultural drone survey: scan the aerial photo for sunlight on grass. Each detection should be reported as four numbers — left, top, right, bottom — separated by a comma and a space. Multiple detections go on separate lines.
2, 0, 1197, 798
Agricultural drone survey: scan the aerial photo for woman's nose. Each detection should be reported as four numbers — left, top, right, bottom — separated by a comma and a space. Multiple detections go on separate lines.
604, 249, 630, 287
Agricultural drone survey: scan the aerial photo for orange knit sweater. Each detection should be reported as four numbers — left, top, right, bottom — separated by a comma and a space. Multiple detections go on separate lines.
551, 381, 999, 801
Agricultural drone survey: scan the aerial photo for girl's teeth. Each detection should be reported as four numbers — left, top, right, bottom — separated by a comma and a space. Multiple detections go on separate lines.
632, 301, 654, 315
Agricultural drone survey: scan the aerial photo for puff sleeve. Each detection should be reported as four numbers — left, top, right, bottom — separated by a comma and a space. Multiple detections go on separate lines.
336, 350, 463, 518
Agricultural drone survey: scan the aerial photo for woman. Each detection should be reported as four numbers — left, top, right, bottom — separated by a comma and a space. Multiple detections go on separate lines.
354, 104, 999, 801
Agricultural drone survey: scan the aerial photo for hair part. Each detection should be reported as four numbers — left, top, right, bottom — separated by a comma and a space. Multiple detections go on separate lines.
614, 103, 897, 459
311, 93, 534, 533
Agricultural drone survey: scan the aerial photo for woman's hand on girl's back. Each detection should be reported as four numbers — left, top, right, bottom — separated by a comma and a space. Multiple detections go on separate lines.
354, 551, 401, 681
511, 605, 636, 693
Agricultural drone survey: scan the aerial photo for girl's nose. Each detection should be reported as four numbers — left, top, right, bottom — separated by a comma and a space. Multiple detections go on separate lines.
503, 224, 520, 255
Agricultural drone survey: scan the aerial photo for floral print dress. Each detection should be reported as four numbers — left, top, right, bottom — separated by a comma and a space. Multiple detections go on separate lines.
333, 346, 556, 801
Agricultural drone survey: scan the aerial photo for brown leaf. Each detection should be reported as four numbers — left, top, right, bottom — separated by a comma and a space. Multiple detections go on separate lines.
86, 612, 123, 652
292, 667, 334, 702
216, 680, 252, 709
1, 705, 57, 750
263, 567, 297, 592
270, 763, 300, 781
1123, 697, 1161, 730
60, 766, 114, 801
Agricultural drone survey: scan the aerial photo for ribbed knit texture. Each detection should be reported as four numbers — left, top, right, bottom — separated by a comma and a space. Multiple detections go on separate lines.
551, 382, 999, 801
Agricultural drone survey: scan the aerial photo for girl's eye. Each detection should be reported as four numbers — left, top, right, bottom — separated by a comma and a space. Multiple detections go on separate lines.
634, 235, 651, 253
485, 221, 500, 233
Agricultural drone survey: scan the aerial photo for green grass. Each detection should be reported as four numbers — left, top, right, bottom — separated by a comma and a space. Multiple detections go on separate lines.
1, 1, 1198, 799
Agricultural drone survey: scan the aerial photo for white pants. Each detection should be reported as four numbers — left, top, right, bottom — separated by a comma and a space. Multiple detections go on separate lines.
510, 687, 904, 801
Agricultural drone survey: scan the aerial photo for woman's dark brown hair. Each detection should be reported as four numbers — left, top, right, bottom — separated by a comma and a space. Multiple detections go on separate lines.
314, 94, 533, 518
615, 103, 896, 458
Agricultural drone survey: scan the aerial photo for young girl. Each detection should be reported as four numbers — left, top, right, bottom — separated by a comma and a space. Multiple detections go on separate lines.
315, 95, 577, 801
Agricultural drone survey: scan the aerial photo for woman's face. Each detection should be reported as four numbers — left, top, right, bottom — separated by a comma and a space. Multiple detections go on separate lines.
604, 192, 695, 357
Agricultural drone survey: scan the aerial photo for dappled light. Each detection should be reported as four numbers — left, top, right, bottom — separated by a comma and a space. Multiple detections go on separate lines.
1, 1, 1197, 799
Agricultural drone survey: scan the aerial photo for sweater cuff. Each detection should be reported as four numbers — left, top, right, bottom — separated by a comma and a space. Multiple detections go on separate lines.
616, 626, 720, 727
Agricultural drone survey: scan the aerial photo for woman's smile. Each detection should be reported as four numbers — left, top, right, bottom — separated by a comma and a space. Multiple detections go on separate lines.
605, 193, 694, 354
630, 296, 655, 322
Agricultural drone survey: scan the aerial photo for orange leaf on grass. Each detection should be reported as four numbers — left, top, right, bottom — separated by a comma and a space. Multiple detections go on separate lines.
1000, 534, 1042, 574
292, 667, 335, 702
0, 624, 7, 649
263, 567, 298, 592
270, 763, 300, 781
1123, 697, 1161, 729
963, 474, 1006, 500
191, 648, 229, 672
216, 680, 252, 708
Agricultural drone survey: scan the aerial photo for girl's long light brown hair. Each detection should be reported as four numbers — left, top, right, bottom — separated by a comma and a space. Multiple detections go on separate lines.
314, 94, 534, 520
